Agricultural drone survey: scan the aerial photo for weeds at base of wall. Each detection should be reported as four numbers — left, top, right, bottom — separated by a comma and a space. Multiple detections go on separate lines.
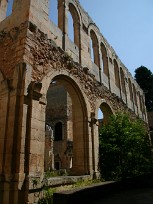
38, 188, 55, 204
38, 179, 101, 204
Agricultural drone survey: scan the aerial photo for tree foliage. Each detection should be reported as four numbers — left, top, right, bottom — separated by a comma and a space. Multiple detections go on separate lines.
135, 66, 153, 111
99, 112, 153, 181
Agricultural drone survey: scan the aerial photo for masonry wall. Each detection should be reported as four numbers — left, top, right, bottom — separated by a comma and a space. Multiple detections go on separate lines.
0, 0, 149, 204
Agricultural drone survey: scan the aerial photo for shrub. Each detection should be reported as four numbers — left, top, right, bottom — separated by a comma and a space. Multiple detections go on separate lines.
99, 112, 153, 181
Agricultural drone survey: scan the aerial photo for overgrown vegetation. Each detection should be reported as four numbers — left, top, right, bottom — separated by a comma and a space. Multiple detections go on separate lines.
99, 112, 153, 181
38, 179, 101, 204
38, 188, 55, 204
44, 170, 68, 179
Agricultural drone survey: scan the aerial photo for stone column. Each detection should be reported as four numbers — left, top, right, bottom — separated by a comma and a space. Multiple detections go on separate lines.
90, 112, 100, 179
0, 63, 29, 204
58, 0, 68, 50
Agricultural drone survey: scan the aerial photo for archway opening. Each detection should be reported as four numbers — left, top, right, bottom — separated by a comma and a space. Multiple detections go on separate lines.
68, 11, 74, 42
45, 76, 88, 176
68, 3, 80, 48
98, 102, 113, 127
90, 30, 100, 67
98, 102, 113, 169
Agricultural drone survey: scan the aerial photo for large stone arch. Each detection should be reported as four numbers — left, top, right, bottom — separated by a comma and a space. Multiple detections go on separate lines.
40, 70, 92, 175
91, 99, 114, 178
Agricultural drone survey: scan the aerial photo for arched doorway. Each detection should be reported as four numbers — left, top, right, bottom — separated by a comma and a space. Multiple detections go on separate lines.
98, 102, 113, 126
44, 74, 89, 176
97, 102, 114, 174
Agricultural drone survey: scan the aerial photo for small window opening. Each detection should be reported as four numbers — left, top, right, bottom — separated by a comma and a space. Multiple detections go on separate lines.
90, 38, 94, 62
54, 122, 63, 141
49, 0, 58, 25
68, 11, 74, 42
54, 162, 60, 170
6, 0, 13, 17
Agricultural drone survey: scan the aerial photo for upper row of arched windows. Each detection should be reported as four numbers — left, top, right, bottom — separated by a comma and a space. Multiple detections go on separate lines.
48, 1, 145, 114
0, 0, 145, 116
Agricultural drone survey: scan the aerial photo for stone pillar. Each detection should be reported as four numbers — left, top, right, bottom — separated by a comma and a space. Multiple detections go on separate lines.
58, 0, 68, 50
90, 112, 100, 179
0, 63, 29, 204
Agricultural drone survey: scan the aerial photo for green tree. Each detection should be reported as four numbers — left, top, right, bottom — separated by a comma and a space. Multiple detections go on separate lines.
99, 112, 153, 181
135, 66, 153, 111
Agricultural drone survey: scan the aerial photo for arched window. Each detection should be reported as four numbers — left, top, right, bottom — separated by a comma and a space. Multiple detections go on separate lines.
128, 79, 133, 101
113, 59, 120, 89
68, 3, 80, 47
49, 0, 58, 25
90, 30, 100, 67
120, 68, 126, 94
68, 11, 74, 42
101, 42, 109, 77
6, 0, 13, 17
54, 122, 63, 141
0, 0, 13, 22
138, 92, 142, 111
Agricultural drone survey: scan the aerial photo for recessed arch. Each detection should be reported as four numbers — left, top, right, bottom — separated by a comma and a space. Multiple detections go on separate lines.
90, 29, 100, 67
113, 59, 120, 89
120, 67, 126, 94
68, 3, 80, 48
138, 91, 142, 111
132, 84, 137, 106
128, 78, 133, 102
42, 72, 90, 175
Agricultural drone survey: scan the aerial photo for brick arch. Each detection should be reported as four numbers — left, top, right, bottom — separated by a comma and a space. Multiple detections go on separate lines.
41, 71, 91, 175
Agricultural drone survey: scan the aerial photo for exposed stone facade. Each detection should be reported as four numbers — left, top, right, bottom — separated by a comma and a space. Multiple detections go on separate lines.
0, 0, 148, 203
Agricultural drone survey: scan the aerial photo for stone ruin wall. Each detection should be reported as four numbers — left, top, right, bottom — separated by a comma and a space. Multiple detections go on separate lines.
0, 0, 149, 203
0, 0, 147, 121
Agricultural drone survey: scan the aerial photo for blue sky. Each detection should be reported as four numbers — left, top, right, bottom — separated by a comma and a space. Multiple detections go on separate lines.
7, 0, 153, 77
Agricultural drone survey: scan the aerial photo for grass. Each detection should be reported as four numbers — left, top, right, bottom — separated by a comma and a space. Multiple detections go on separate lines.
38, 178, 102, 204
